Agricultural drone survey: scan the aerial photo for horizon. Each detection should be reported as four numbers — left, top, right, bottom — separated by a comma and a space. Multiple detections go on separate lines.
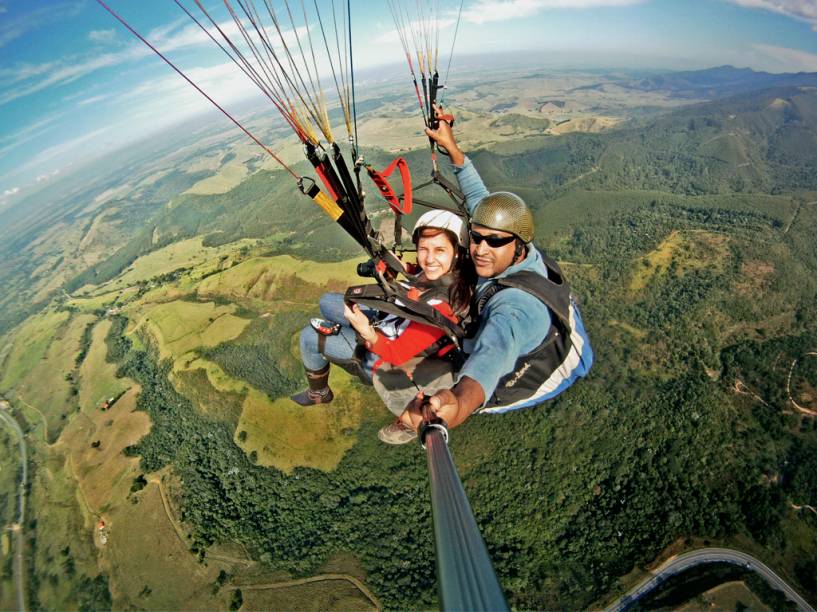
2, 0, 817, 205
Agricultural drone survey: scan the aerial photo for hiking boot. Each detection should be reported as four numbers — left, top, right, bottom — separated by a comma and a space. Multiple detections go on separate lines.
377, 419, 417, 445
290, 365, 334, 406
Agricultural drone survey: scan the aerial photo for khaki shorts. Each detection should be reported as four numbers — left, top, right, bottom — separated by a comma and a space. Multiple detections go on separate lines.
373, 357, 456, 417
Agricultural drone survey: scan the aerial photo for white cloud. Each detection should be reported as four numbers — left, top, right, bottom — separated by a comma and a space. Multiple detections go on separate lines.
0, 61, 58, 86
374, 17, 457, 45
36, 169, 60, 183
76, 93, 115, 107
0, 44, 151, 107
88, 29, 118, 44
723, 0, 817, 28
463, 0, 645, 24
751, 43, 817, 72
0, 9, 310, 109
0, 3, 81, 48
0, 186, 21, 209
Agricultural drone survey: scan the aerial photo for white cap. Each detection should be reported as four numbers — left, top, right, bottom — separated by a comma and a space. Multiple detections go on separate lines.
412, 209, 468, 248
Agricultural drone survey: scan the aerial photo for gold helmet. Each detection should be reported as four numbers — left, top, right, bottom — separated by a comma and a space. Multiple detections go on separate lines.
471, 192, 534, 244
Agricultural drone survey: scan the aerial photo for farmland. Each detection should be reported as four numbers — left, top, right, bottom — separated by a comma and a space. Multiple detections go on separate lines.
1, 68, 817, 610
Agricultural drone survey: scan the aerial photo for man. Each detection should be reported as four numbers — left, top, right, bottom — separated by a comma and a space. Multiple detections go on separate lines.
389, 106, 593, 438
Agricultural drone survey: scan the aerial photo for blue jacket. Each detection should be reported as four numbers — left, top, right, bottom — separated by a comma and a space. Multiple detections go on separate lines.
451, 157, 593, 410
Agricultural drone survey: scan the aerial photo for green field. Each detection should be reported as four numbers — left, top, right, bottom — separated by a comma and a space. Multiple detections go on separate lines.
0, 310, 70, 390
236, 371, 374, 474
67, 286, 140, 313
0, 424, 20, 610
78, 320, 132, 413
196, 254, 365, 308
27, 445, 105, 610
103, 481, 230, 610
2, 312, 96, 442
186, 162, 249, 195
0, 427, 19, 528
237, 577, 377, 611
130, 300, 252, 363
90, 237, 256, 296
59, 387, 149, 512
678, 580, 769, 611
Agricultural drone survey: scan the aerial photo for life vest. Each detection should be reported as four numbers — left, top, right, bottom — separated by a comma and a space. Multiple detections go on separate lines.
335, 277, 463, 382
472, 256, 593, 413
345, 275, 466, 347
369, 281, 459, 366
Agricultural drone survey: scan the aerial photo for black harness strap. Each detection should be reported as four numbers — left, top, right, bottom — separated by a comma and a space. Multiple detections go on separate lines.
475, 262, 570, 323
345, 283, 466, 344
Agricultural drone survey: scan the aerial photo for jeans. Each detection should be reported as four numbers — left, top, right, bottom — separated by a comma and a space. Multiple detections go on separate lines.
298, 293, 377, 381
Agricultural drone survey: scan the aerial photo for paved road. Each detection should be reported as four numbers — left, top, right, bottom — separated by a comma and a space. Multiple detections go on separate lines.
605, 547, 814, 612
0, 399, 27, 612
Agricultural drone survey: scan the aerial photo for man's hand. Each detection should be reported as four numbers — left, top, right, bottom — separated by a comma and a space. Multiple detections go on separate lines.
424, 104, 465, 166
398, 377, 485, 431
427, 388, 460, 427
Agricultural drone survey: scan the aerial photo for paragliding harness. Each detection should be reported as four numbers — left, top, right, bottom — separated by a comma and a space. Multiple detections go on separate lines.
319, 272, 468, 384
468, 257, 577, 408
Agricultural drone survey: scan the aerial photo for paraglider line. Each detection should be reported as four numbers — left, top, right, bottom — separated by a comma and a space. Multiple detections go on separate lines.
96, 0, 299, 180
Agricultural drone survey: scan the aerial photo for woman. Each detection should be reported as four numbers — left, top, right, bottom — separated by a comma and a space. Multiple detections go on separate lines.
291, 210, 473, 442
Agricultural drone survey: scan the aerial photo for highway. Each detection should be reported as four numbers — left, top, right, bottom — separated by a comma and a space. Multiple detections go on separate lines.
0, 398, 27, 612
605, 547, 815, 612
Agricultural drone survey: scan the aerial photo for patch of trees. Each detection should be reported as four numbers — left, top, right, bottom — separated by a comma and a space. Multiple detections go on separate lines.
77, 574, 112, 612
199, 312, 308, 399
130, 474, 148, 493
106, 310, 817, 609
74, 320, 97, 367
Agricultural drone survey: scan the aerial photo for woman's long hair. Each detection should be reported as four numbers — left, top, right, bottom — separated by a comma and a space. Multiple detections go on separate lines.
415, 227, 476, 320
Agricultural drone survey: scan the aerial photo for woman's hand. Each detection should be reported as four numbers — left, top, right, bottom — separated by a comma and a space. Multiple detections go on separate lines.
343, 304, 378, 344
424, 104, 465, 165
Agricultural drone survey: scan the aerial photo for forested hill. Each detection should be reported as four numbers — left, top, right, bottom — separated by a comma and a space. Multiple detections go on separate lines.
622, 65, 817, 99
4, 68, 817, 610
472, 85, 817, 200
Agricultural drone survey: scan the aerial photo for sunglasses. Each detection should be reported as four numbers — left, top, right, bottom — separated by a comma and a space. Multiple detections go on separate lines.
469, 229, 516, 248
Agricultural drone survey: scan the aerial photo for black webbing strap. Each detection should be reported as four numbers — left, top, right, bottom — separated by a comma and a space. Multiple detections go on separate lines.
345, 283, 465, 344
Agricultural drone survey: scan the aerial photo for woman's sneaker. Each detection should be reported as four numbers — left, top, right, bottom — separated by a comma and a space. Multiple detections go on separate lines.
378, 420, 417, 445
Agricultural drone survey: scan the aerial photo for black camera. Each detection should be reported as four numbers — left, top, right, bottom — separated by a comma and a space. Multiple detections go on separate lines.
356, 259, 376, 278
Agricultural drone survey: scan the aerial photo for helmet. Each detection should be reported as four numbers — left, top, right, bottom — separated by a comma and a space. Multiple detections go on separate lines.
412, 209, 468, 248
471, 192, 534, 243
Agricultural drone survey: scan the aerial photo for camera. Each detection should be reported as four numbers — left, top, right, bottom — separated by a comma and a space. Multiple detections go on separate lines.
356, 259, 376, 278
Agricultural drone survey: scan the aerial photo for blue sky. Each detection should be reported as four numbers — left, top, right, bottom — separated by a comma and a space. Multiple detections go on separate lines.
1, 0, 817, 205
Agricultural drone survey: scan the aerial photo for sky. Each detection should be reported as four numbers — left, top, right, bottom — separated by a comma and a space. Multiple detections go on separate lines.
1, 0, 817, 206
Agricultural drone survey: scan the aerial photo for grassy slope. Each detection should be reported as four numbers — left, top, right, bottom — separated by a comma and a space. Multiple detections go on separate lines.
2, 312, 96, 442
78, 320, 131, 412
235, 370, 370, 474
0, 311, 70, 390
